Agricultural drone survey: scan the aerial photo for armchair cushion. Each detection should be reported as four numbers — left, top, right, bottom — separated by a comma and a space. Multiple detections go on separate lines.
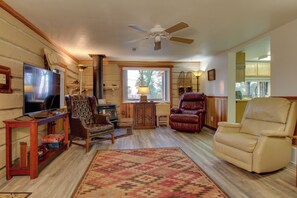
86, 123, 114, 135
240, 98, 291, 136
244, 98, 290, 123
240, 119, 286, 136
181, 109, 199, 115
181, 101, 204, 110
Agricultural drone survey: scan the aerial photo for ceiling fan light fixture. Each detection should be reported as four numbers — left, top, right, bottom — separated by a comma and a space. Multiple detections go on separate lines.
150, 24, 164, 33
155, 35, 161, 43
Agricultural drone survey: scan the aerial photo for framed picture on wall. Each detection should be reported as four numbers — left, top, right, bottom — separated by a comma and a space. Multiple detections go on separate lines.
0, 65, 12, 93
207, 69, 216, 81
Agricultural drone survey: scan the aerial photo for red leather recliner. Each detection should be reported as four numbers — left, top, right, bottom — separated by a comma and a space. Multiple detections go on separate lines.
170, 92, 206, 132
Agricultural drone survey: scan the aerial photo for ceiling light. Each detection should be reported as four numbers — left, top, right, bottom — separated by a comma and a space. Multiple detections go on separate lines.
155, 35, 161, 43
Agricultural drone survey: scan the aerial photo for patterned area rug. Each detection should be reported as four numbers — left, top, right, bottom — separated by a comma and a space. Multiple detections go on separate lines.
73, 148, 228, 198
0, 192, 31, 198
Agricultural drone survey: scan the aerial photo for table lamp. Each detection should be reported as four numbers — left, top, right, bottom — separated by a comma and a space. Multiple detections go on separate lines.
137, 86, 150, 102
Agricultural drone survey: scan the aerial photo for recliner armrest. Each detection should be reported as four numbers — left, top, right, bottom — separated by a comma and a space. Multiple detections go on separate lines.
216, 122, 241, 133
218, 122, 241, 128
170, 107, 182, 114
260, 130, 287, 137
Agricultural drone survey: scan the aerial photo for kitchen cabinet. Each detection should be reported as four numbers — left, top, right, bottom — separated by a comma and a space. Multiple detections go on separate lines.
245, 62, 270, 77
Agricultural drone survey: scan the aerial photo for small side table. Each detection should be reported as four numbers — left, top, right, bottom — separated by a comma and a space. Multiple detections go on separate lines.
3, 112, 69, 180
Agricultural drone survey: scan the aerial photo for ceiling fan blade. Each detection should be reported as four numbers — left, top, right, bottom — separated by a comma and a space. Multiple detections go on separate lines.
154, 42, 161, 50
124, 37, 147, 44
128, 24, 148, 33
170, 37, 194, 44
165, 22, 189, 33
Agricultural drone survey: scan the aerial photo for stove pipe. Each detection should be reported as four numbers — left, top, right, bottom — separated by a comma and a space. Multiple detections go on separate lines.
90, 54, 106, 99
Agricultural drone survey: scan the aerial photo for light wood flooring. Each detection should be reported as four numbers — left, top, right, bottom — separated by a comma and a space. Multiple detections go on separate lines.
0, 127, 297, 198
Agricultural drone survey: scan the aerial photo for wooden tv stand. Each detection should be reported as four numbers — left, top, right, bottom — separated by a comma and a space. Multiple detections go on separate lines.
3, 112, 69, 180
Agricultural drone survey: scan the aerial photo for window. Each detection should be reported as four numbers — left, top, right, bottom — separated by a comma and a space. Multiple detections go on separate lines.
122, 67, 170, 102
235, 77, 270, 99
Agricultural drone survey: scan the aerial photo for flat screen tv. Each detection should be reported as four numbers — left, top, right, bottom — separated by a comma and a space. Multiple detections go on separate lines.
23, 64, 60, 114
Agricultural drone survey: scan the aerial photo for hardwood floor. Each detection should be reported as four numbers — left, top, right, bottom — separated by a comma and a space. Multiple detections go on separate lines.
0, 127, 297, 198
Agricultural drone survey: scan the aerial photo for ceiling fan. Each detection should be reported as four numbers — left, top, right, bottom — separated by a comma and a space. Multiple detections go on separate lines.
128, 22, 194, 50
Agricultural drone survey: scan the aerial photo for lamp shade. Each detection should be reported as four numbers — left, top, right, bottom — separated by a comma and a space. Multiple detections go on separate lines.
78, 64, 88, 72
193, 70, 203, 77
137, 86, 150, 95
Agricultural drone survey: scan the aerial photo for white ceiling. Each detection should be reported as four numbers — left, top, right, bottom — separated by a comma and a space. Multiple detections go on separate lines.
4, 0, 297, 61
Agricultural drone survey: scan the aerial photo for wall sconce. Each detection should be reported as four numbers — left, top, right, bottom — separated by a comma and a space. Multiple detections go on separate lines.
137, 86, 150, 102
192, 70, 203, 92
77, 64, 88, 94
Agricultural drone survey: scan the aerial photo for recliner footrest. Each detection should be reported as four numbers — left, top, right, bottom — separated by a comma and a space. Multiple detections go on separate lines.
170, 114, 198, 123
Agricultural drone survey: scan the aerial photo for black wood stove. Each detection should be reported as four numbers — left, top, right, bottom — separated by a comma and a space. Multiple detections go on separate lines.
96, 104, 118, 127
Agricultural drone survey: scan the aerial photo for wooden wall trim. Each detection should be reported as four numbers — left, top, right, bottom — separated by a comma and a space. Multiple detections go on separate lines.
119, 65, 173, 68
170, 67, 173, 107
115, 61, 199, 65
79, 60, 199, 66
0, 1, 79, 63
120, 67, 123, 104
272, 96, 297, 100
206, 96, 228, 99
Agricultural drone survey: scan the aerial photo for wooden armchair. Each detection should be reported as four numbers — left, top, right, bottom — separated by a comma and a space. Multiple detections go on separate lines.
65, 95, 114, 152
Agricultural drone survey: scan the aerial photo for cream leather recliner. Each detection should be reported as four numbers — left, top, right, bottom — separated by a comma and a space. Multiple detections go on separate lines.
213, 98, 297, 173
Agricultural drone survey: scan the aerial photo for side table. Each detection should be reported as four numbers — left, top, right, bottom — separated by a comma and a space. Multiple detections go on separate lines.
3, 112, 69, 180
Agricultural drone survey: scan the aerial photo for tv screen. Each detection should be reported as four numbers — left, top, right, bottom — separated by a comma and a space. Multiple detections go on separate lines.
23, 64, 60, 114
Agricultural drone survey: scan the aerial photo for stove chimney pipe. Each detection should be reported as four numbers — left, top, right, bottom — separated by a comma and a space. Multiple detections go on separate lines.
89, 54, 106, 99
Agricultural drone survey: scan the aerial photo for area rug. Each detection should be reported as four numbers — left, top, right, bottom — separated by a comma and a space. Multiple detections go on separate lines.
94, 128, 132, 140
0, 192, 31, 198
73, 148, 228, 198
113, 128, 132, 139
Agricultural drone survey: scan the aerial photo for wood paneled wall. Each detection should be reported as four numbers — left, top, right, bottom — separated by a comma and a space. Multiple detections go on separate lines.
0, 7, 79, 169
80, 61, 200, 118
205, 96, 228, 129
